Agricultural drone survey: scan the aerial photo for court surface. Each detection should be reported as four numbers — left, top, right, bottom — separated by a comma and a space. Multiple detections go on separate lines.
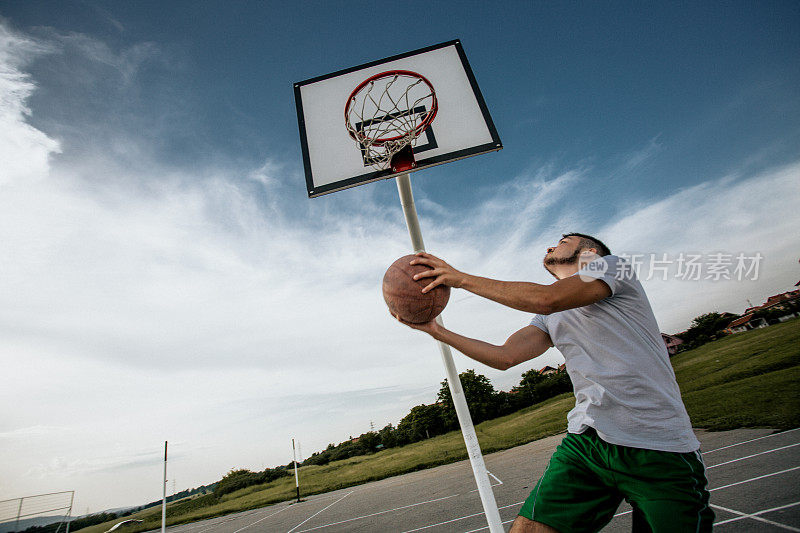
146, 427, 800, 532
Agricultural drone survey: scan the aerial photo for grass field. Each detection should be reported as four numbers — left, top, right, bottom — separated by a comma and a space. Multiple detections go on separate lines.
75, 318, 799, 533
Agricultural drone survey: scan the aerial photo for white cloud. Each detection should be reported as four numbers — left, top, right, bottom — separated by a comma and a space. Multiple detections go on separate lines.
0, 22, 60, 186
601, 162, 800, 331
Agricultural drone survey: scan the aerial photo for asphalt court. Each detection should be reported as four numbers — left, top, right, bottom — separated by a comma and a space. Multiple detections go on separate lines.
147, 427, 800, 532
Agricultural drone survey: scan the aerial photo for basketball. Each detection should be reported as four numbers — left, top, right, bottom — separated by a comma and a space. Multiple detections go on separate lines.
383, 255, 450, 323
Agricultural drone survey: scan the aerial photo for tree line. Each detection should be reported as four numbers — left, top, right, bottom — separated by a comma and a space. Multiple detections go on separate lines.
301, 366, 571, 466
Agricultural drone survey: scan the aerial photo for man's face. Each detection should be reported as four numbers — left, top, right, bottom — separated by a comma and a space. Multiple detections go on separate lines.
543, 236, 583, 276
544, 236, 580, 263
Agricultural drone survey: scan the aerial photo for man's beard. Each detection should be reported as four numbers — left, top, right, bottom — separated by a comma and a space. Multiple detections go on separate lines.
543, 248, 581, 277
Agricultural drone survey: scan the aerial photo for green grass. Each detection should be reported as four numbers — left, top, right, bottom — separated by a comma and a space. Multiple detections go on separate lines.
672, 317, 800, 429
75, 318, 799, 533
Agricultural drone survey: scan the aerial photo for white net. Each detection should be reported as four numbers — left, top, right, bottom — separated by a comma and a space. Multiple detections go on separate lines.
345, 71, 437, 170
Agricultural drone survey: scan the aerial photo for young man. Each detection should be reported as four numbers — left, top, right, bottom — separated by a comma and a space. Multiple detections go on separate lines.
396, 233, 713, 533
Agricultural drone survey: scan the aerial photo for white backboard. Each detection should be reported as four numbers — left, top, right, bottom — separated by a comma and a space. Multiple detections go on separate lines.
294, 40, 502, 198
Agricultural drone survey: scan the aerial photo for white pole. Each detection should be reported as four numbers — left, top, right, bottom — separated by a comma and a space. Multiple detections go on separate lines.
161, 441, 167, 533
395, 174, 503, 533
292, 439, 301, 503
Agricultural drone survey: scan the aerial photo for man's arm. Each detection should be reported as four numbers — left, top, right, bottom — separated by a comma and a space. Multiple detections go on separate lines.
400, 320, 553, 371
411, 253, 611, 314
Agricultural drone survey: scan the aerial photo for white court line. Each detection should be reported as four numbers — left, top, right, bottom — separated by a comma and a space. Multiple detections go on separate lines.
167, 519, 217, 533
713, 466, 800, 492
488, 500, 800, 533
179, 505, 288, 533
463, 517, 517, 533
704, 427, 800, 454
461, 503, 525, 533
707, 442, 800, 469
467, 472, 503, 495
713, 501, 800, 531
611, 466, 800, 518
193, 513, 257, 533
295, 494, 460, 533
231, 504, 292, 533
401, 501, 523, 533
487, 471, 503, 485
286, 491, 353, 533
298, 473, 504, 532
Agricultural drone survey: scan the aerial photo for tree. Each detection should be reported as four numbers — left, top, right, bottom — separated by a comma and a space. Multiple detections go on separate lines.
681, 312, 739, 348
514, 368, 571, 406
214, 469, 258, 497
378, 423, 398, 449
358, 431, 381, 452
397, 403, 447, 443
437, 369, 499, 426
514, 368, 546, 405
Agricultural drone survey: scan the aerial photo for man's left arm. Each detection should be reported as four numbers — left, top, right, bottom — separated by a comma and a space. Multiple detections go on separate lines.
411, 253, 611, 314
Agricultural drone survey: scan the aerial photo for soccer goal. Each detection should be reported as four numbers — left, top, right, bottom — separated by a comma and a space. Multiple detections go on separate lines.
0, 491, 74, 533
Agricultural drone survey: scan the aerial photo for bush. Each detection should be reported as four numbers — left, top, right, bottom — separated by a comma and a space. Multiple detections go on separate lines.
213, 467, 290, 498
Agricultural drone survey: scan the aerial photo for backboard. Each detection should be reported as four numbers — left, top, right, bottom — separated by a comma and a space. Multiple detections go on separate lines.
294, 40, 502, 198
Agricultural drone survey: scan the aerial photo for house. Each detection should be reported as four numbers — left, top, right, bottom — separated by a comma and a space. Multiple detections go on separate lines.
761, 290, 800, 311
725, 313, 768, 334
539, 366, 558, 376
745, 290, 799, 313
735, 290, 800, 331
661, 333, 684, 355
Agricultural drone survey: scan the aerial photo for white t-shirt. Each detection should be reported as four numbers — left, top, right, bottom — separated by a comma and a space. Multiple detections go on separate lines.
529, 255, 700, 452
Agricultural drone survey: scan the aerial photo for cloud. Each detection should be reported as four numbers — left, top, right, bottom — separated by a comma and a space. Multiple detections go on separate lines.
24, 445, 175, 478
616, 135, 662, 175
599, 161, 800, 331
0, 21, 60, 186
0, 426, 68, 439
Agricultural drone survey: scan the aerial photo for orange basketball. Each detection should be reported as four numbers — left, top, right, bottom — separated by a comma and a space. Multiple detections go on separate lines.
383, 255, 450, 323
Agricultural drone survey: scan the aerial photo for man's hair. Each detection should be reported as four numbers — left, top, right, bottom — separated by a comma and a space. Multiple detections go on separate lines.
562, 233, 611, 257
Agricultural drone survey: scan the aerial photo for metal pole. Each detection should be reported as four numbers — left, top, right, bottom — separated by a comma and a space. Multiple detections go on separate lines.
65, 491, 74, 533
15, 497, 23, 533
292, 439, 301, 503
161, 441, 167, 533
395, 173, 503, 533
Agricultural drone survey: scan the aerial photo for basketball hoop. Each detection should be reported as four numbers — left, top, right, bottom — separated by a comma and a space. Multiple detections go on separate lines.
344, 70, 438, 173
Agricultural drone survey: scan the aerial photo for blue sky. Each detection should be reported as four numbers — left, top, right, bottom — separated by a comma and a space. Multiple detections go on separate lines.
1, 0, 799, 515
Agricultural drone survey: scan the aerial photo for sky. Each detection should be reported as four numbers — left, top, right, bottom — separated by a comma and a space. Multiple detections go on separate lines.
1, 0, 799, 516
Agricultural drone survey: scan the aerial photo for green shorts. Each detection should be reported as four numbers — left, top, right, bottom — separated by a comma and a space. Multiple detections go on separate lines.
519, 428, 714, 533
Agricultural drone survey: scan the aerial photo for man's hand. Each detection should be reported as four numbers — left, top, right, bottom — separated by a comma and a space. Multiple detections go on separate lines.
410, 253, 466, 293
391, 312, 439, 336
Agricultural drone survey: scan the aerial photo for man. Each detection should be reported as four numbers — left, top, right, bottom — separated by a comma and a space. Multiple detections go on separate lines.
396, 233, 713, 533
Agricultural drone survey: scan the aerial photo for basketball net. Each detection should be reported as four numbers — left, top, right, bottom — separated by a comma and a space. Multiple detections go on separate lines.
345, 70, 438, 173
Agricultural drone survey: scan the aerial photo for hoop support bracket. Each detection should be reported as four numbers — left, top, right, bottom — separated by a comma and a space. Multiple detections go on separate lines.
390, 145, 416, 173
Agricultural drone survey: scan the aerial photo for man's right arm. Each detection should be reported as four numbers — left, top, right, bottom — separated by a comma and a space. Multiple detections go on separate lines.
407, 321, 553, 371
